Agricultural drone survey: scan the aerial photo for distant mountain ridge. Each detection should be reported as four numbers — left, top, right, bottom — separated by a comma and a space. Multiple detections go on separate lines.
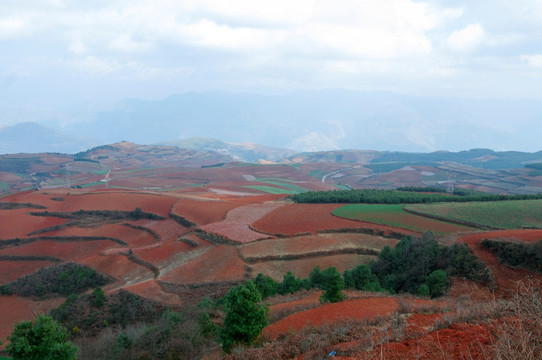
29, 90, 540, 153
159, 137, 297, 163
0, 122, 98, 155
1, 140, 541, 195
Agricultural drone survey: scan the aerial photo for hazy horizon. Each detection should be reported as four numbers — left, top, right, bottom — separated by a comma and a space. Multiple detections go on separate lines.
1, 1, 541, 153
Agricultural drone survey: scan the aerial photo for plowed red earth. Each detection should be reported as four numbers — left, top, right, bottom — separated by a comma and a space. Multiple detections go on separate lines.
240, 233, 398, 260
121, 280, 180, 306
0, 260, 57, 285
133, 238, 206, 265
159, 245, 247, 284
457, 230, 542, 293
200, 203, 284, 242
372, 322, 494, 360
263, 297, 399, 339
251, 254, 377, 281
0, 240, 121, 261
252, 204, 417, 237
41, 223, 156, 248
0, 295, 64, 342
78, 254, 153, 285
170, 195, 281, 226
15, 191, 176, 217
0, 209, 66, 238
142, 219, 188, 241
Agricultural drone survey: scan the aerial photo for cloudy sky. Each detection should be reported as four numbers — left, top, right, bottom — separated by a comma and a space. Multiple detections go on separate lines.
1, 0, 542, 108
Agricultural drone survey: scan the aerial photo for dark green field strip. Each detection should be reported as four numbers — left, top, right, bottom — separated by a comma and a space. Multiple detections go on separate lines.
405, 200, 542, 230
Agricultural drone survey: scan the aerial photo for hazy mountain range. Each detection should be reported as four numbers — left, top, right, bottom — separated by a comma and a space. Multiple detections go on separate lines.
1, 90, 541, 155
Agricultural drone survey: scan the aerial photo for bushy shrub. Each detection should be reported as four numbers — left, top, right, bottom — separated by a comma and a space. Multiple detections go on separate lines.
220, 280, 269, 353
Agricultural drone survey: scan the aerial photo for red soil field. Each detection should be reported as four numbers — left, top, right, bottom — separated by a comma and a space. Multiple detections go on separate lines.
0, 209, 67, 238
0, 172, 21, 181
200, 203, 284, 242
40, 223, 157, 248
171, 195, 282, 226
372, 322, 493, 360
79, 254, 154, 286
141, 219, 188, 242
457, 229, 542, 293
33, 191, 176, 217
0, 260, 57, 285
267, 290, 323, 319
0, 295, 64, 343
263, 296, 399, 339
133, 236, 211, 266
250, 254, 377, 282
121, 279, 180, 306
159, 245, 247, 284
252, 204, 417, 237
240, 233, 398, 260
0, 240, 121, 261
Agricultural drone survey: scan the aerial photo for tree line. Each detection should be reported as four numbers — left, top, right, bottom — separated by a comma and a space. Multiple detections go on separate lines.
292, 188, 542, 204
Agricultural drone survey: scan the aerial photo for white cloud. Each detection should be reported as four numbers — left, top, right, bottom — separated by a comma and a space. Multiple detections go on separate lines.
447, 23, 486, 52
108, 35, 151, 53
520, 54, 542, 69
0, 17, 30, 40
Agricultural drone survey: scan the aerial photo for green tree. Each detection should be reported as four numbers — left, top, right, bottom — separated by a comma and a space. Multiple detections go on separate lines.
418, 283, 430, 297
219, 281, 269, 353
253, 273, 278, 299
319, 267, 345, 303
343, 264, 382, 292
6, 314, 77, 360
426, 270, 447, 298
277, 271, 304, 295
92, 287, 105, 308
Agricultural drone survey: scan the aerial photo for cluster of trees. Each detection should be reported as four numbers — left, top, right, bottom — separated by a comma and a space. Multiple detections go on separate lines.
0, 263, 112, 297
250, 232, 492, 302
482, 238, 542, 273
6, 314, 78, 360
292, 188, 542, 204
5, 232, 493, 358
217, 232, 492, 352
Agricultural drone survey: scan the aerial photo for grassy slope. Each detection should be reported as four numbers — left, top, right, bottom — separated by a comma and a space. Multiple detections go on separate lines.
405, 200, 542, 229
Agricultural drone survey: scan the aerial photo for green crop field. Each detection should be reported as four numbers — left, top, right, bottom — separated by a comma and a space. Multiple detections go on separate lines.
333, 204, 474, 234
405, 200, 542, 229
242, 185, 297, 194
244, 178, 310, 194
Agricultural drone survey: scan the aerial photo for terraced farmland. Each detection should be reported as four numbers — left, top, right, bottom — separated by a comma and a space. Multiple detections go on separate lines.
333, 204, 475, 234
405, 200, 542, 229
240, 233, 398, 262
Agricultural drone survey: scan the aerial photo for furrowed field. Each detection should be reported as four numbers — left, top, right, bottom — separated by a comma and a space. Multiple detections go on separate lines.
404, 199, 542, 229
333, 204, 475, 234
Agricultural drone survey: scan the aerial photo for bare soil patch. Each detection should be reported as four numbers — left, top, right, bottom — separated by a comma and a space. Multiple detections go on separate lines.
252, 203, 417, 237
263, 296, 399, 339
159, 245, 248, 284
200, 203, 284, 242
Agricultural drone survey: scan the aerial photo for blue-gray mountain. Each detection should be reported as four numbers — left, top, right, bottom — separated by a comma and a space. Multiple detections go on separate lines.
58, 90, 542, 153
